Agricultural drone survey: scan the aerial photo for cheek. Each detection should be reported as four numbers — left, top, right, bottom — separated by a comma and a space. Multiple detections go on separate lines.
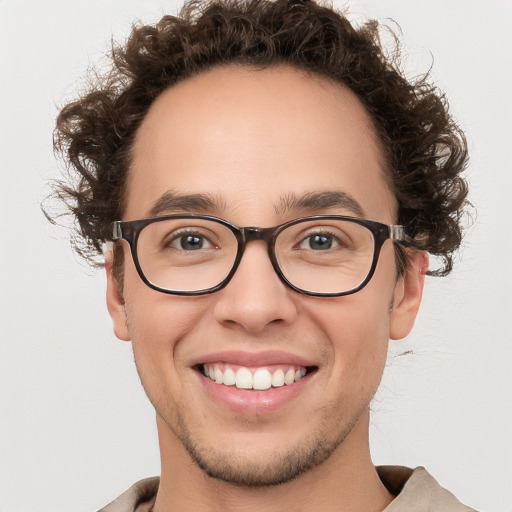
306, 284, 393, 397
326, 299, 390, 360
123, 291, 215, 421
123, 285, 209, 374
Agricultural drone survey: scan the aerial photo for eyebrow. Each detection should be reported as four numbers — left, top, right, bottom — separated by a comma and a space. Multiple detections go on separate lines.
276, 191, 365, 217
148, 189, 365, 219
148, 191, 227, 216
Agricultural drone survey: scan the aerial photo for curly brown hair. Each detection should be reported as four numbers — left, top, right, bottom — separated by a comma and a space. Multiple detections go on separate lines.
50, 0, 469, 276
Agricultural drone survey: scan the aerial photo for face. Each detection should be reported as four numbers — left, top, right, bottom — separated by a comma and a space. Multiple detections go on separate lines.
107, 66, 425, 487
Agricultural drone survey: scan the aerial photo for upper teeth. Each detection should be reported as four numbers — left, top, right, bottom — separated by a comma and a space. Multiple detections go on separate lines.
203, 364, 307, 390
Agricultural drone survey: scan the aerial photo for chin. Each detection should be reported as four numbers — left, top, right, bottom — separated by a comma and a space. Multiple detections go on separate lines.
186, 442, 333, 487
168, 411, 358, 488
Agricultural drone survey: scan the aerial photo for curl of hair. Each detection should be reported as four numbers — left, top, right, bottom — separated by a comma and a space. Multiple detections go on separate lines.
49, 0, 469, 275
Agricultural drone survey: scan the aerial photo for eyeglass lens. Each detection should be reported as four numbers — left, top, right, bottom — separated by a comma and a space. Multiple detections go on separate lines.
135, 217, 375, 294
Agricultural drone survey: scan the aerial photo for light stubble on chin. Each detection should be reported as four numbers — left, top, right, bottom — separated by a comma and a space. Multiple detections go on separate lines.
165, 407, 359, 488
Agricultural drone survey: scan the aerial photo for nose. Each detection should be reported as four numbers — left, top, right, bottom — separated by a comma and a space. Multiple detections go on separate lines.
212, 241, 299, 334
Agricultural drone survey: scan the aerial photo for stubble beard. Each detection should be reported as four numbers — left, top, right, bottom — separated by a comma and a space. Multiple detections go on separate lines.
161, 404, 360, 488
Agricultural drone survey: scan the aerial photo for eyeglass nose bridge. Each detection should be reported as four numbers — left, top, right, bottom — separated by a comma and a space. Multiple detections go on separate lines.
238, 225, 279, 253
240, 226, 275, 241
232, 225, 282, 278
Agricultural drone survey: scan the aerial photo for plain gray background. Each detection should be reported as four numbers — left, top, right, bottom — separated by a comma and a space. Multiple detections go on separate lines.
0, 1, 511, 510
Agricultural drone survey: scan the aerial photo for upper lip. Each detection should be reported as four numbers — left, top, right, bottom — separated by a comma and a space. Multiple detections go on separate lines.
190, 350, 317, 368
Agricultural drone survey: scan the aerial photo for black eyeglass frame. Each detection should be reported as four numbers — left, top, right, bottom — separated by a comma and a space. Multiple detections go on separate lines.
109, 214, 415, 297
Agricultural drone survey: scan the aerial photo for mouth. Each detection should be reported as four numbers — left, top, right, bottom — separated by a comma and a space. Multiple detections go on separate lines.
199, 362, 317, 391
191, 351, 319, 413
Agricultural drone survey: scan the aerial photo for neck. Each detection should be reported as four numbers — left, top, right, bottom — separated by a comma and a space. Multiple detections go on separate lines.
153, 411, 393, 512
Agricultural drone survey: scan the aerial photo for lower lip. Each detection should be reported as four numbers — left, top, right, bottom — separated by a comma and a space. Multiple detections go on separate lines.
198, 370, 314, 414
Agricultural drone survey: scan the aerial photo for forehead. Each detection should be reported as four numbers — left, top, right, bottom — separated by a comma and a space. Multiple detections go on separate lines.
126, 65, 396, 223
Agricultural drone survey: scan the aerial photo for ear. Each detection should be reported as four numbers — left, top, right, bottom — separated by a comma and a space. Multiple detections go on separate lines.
389, 250, 428, 340
105, 248, 131, 342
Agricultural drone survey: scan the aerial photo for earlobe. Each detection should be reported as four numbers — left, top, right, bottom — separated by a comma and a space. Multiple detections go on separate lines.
389, 251, 428, 340
105, 249, 131, 342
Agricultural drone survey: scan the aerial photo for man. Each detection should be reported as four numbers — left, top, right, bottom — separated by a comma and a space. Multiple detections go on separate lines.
50, 1, 474, 510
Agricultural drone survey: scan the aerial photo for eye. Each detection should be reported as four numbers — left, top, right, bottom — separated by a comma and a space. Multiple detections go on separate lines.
298, 232, 340, 251
167, 232, 215, 251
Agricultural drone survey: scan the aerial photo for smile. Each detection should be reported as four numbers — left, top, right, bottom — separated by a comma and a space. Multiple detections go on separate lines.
194, 352, 318, 413
202, 363, 308, 390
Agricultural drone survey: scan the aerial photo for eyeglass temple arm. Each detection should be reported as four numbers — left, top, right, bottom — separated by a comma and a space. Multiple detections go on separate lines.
389, 225, 422, 249
109, 221, 123, 241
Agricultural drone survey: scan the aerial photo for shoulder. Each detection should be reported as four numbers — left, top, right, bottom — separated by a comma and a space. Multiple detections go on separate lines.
97, 477, 159, 512
378, 466, 478, 512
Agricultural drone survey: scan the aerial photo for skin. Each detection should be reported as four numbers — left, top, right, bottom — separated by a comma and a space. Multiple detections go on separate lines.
106, 65, 427, 512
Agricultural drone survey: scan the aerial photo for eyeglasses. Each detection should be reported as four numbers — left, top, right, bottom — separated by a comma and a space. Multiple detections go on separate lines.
109, 214, 414, 297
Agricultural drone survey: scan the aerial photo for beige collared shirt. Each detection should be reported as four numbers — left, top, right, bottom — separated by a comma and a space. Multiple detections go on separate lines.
98, 466, 477, 511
